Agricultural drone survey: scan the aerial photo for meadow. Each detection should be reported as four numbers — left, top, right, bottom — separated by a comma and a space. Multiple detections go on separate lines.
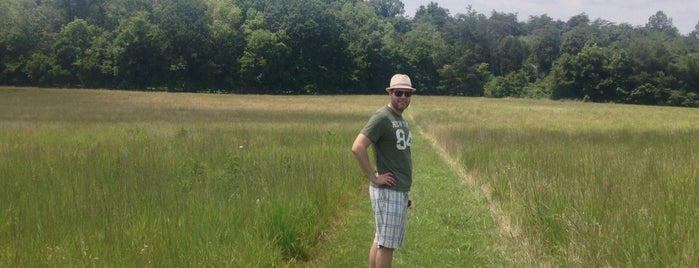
412, 98, 699, 266
0, 87, 379, 266
1, 87, 698, 267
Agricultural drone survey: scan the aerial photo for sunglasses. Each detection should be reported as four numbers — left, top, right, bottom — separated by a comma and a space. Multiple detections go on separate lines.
393, 91, 413, 97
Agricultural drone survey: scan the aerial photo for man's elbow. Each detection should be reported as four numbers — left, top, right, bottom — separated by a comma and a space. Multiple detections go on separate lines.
352, 134, 371, 155
351, 143, 362, 155
351, 138, 368, 155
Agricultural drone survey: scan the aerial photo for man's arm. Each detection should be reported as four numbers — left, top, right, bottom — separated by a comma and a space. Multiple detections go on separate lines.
351, 133, 396, 186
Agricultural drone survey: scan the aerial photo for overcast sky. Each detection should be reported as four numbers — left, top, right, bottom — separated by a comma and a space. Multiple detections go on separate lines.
402, 0, 698, 35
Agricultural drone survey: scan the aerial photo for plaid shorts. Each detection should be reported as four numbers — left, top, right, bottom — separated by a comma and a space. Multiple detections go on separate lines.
370, 185, 410, 249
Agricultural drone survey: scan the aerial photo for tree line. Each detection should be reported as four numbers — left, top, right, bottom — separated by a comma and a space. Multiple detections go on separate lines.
1, 0, 698, 106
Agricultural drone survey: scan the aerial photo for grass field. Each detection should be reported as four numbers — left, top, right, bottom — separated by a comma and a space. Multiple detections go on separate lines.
0, 88, 376, 266
412, 98, 699, 267
1, 87, 698, 267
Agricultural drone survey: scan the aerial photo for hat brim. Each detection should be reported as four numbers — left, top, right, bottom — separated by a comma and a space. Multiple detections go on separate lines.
386, 86, 416, 92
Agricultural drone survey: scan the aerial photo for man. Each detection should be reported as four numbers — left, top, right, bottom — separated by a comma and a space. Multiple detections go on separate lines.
351, 74, 415, 268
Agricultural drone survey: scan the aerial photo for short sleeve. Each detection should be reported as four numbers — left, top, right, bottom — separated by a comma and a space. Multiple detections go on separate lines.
360, 111, 386, 143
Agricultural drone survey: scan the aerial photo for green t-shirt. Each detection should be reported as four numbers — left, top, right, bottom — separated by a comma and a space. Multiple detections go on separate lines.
360, 105, 413, 192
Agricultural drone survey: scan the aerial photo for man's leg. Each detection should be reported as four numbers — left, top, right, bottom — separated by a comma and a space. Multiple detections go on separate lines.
375, 245, 394, 268
369, 242, 394, 268
369, 242, 377, 268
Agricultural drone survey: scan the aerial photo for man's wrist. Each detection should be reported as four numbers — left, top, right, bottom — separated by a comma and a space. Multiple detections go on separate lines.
369, 171, 378, 183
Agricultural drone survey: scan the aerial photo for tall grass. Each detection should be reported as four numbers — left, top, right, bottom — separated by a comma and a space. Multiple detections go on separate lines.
0, 88, 378, 266
413, 97, 699, 266
6, 87, 699, 266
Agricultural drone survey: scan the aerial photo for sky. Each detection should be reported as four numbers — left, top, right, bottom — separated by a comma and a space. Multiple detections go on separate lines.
401, 0, 699, 35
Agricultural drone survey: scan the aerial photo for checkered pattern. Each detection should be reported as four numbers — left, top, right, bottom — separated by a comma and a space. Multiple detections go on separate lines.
370, 186, 410, 249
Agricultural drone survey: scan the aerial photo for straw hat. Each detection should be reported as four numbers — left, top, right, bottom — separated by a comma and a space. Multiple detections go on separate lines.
385, 74, 416, 92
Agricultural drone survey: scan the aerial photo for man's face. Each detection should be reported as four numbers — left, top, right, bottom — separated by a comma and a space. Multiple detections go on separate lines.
390, 89, 412, 112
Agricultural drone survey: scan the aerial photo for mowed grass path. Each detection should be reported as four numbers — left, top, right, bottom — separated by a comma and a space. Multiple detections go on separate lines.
305, 124, 520, 267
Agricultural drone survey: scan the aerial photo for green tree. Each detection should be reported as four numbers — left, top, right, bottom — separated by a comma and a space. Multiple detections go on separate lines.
278, 0, 353, 94
52, 18, 104, 86
112, 11, 168, 89
102, 0, 154, 29
484, 70, 530, 98
550, 46, 613, 101
679, 54, 699, 94
645, 10, 679, 37
560, 13, 593, 55
337, 1, 397, 93
50, 0, 108, 26
75, 30, 117, 88
1, 0, 63, 84
442, 7, 489, 65
494, 35, 529, 75
153, 0, 213, 90
238, 9, 291, 93
0, 0, 28, 84
398, 21, 447, 94
484, 11, 522, 76
607, 50, 634, 102
435, 9, 490, 96
366, 0, 404, 18
204, 0, 244, 91
437, 53, 490, 96
22, 52, 64, 86
524, 15, 562, 76
629, 83, 665, 105
414, 2, 451, 31
628, 38, 672, 82
690, 21, 699, 39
